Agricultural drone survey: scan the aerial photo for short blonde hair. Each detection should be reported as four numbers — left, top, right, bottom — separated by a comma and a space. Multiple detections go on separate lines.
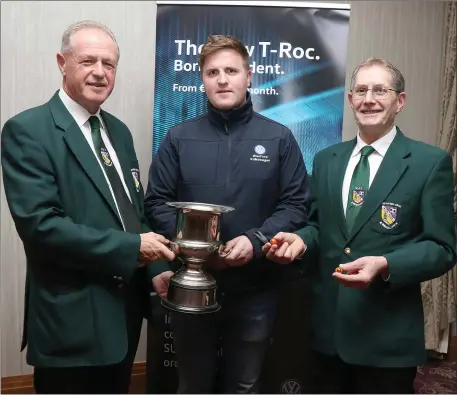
199, 35, 249, 71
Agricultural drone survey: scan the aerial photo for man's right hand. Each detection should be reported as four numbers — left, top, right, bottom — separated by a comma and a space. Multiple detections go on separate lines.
152, 271, 174, 299
139, 232, 176, 264
261, 232, 306, 264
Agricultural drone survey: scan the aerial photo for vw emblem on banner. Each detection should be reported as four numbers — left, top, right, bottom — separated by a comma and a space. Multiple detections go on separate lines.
280, 379, 302, 394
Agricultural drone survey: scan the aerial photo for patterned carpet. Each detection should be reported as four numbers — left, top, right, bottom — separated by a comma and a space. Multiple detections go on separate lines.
415, 360, 457, 394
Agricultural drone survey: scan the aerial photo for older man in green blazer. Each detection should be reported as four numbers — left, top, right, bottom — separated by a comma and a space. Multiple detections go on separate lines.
1, 21, 175, 394
262, 58, 456, 393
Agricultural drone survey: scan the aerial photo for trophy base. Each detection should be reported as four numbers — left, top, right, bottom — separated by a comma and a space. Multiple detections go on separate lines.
161, 267, 221, 314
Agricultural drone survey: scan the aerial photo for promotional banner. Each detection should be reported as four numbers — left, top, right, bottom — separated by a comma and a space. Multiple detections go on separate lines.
147, 2, 350, 393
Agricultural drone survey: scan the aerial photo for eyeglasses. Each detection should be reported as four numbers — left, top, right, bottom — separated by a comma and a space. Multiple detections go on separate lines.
351, 86, 400, 99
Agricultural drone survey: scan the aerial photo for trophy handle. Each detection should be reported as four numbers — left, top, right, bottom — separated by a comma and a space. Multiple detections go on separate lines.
169, 241, 185, 263
218, 244, 232, 258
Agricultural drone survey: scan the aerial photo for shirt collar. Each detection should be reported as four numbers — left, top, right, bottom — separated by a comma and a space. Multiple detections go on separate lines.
352, 125, 397, 158
59, 88, 103, 129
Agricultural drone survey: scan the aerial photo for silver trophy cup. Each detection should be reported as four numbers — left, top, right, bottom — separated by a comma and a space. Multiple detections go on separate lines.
161, 201, 235, 314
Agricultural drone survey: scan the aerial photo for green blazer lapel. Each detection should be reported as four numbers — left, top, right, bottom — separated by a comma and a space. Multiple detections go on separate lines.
100, 112, 141, 212
48, 92, 121, 225
347, 129, 410, 242
328, 140, 356, 239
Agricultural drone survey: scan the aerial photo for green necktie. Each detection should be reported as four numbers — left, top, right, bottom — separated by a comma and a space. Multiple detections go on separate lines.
345, 145, 375, 232
89, 116, 141, 232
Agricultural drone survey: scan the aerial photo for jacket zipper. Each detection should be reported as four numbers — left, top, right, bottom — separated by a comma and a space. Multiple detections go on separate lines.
225, 123, 231, 189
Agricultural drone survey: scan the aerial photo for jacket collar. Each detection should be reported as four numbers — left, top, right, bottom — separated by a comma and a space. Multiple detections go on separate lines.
207, 92, 253, 128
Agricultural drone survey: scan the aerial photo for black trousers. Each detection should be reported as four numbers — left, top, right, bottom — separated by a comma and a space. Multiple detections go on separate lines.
34, 358, 135, 394
33, 280, 145, 394
307, 350, 417, 394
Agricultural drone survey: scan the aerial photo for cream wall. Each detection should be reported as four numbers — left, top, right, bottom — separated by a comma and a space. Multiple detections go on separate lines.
0, 1, 447, 377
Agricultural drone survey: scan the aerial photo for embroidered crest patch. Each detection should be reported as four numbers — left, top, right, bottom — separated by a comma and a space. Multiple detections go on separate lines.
380, 203, 401, 229
101, 148, 113, 167
351, 188, 365, 206
131, 168, 140, 192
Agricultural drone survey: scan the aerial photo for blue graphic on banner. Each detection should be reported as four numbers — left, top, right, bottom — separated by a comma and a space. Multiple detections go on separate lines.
152, 5, 350, 174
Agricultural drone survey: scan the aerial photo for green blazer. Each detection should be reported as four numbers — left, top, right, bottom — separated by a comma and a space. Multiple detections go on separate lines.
298, 128, 456, 368
1, 91, 151, 368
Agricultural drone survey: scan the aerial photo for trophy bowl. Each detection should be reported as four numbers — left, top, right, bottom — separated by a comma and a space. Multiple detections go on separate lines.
161, 201, 235, 314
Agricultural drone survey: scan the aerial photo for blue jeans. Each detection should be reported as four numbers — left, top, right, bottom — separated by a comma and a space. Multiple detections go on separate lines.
170, 289, 277, 394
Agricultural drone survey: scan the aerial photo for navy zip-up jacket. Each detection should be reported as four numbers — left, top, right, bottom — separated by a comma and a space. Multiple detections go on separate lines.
145, 93, 310, 293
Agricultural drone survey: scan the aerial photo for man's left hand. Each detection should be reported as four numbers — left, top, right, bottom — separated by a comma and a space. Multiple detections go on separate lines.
220, 235, 254, 267
332, 256, 389, 289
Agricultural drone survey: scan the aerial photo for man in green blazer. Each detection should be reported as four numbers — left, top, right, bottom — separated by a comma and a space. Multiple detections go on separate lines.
262, 58, 456, 393
1, 21, 175, 394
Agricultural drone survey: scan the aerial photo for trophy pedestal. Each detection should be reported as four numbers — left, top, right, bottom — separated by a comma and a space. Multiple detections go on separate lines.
161, 263, 220, 314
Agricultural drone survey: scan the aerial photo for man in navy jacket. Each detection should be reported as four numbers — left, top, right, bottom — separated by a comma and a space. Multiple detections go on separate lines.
145, 34, 309, 393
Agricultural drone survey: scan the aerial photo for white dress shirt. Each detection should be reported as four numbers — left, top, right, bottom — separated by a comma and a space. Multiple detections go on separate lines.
342, 126, 397, 215
59, 88, 132, 230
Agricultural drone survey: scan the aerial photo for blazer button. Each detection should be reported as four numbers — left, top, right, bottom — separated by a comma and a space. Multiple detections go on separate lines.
344, 247, 351, 254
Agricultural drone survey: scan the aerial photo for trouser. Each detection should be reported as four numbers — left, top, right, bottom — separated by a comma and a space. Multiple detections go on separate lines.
307, 350, 417, 394
171, 289, 278, 394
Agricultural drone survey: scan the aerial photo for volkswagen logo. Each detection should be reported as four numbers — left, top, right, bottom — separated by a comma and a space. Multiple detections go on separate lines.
280, 379, 302, 394
254, 145, 266, 155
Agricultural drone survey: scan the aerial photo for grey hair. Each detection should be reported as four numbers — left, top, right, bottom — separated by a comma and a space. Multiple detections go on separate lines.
60, 20, 119, 58
350, 58, 405, 93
